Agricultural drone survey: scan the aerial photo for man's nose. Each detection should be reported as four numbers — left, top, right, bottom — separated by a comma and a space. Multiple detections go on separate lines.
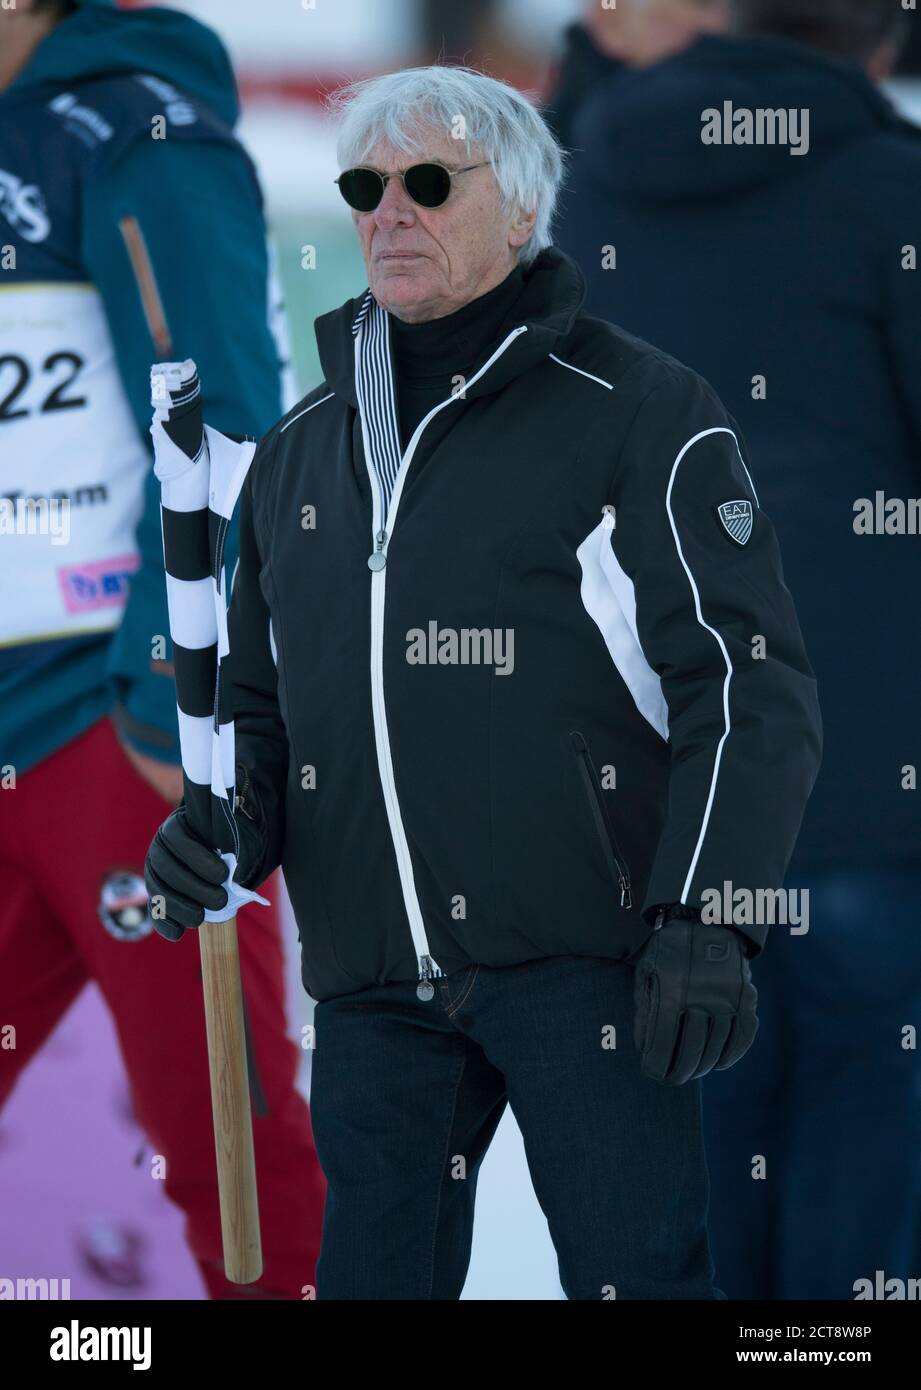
371, 175, 416, 230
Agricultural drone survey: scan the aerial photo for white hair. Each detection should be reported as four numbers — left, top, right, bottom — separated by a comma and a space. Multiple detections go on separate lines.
326, 66, 566, 266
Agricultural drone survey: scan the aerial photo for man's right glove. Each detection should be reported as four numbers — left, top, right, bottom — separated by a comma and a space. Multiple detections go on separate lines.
144, 766, 266, 942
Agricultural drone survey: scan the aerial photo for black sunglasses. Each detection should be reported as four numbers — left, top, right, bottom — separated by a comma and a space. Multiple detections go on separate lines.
335, 162, 489, 212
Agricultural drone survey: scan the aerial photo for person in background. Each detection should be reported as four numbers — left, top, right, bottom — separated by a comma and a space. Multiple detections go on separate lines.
546, 0, 731, 149
0, 0, 325, 1299
555, 0, 921, 1300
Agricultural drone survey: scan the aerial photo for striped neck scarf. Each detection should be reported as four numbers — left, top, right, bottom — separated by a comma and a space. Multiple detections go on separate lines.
352, 291, 403, 525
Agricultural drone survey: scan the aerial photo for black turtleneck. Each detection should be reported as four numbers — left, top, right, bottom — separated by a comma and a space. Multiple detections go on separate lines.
389, 264, 526, 452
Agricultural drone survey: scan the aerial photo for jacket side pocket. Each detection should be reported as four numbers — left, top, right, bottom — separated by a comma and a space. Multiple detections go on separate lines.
570, 730, 633, 909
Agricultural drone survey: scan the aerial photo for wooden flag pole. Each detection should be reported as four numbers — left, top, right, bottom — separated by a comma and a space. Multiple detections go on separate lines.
198, 915, 263, 1285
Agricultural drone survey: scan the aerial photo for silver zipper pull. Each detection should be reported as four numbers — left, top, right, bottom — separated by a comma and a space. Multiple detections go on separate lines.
416, 954, 439, 1001
367, 528, 387, 571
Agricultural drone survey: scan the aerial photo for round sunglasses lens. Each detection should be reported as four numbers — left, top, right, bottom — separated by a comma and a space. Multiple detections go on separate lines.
404, 164, 451, 208
338, 169, 382, 212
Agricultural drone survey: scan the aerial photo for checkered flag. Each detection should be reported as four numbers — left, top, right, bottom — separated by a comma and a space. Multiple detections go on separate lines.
150, 359, 269, 920
149, 358, 266, 1284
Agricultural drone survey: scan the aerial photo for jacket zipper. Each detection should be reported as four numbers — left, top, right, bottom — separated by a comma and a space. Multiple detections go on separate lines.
570, 730, 633, 909
356, 324, 529, 999
234, 763, 253, 819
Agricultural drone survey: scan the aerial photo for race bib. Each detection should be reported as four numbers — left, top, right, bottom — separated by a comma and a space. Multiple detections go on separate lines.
0, 282, 147, 647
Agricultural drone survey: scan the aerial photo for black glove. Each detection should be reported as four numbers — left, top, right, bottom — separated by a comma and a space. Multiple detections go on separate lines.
144, 766, 265, 942
632, 904, 758, 1085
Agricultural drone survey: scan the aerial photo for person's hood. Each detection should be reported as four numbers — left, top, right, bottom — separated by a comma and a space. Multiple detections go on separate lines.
7, 0, 240, 127
545, 21, 625, 149
315, 247, 587, 409
573, 33, 910, 202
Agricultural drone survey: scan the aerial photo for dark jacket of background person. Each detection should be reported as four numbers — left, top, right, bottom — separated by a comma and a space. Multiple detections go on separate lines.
555, 32, 921, 869
545, 21, 624, 151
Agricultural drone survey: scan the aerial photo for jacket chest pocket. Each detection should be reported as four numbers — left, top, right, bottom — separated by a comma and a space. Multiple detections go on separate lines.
570, 731, 633, 910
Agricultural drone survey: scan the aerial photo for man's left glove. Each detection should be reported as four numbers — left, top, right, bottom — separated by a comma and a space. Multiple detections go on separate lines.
632, 905, 758, 1085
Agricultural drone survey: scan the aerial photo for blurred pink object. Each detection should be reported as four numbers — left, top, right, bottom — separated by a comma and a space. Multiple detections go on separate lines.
76, 1219, 147, 1289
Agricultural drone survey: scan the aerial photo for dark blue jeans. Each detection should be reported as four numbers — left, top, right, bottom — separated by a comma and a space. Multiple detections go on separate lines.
703, 867, 921, 1300
309, 953, 724, 1299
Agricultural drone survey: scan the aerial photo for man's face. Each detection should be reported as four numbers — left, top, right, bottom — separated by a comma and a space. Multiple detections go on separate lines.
0, 0, 41, 26
0, 0, 57, 94
591, 0, 730, 66
667, 0, 732, 48
347, 129, 532, 324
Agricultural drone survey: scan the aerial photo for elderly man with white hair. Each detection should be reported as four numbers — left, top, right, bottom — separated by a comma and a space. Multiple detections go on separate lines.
146, 65, 821, 1300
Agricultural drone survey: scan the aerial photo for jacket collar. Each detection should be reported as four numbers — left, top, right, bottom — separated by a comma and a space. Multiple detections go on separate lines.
314, 247, 586, 409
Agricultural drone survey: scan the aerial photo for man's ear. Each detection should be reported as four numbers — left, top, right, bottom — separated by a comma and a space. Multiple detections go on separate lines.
509, 209, 537, 252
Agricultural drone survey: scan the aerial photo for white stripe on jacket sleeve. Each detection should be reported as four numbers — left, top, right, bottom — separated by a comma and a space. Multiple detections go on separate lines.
664, 427, 740, 905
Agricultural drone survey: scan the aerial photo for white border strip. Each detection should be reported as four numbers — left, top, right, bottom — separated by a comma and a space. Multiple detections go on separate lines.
549, 354, 614, 391
280, 391, 335, 433
666, 426, 750, 902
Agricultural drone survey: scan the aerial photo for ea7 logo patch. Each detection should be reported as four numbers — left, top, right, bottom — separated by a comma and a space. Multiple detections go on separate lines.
716, 500, 753, 546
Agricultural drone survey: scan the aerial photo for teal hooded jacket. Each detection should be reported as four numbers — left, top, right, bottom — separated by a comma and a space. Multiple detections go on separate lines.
0, 0, 290, 774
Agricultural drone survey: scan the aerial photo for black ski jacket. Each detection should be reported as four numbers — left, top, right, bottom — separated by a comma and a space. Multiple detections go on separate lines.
229, 247, 822, 1003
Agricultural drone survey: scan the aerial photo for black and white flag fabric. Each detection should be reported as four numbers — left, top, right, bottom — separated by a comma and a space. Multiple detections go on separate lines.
150, 359, 270, 923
